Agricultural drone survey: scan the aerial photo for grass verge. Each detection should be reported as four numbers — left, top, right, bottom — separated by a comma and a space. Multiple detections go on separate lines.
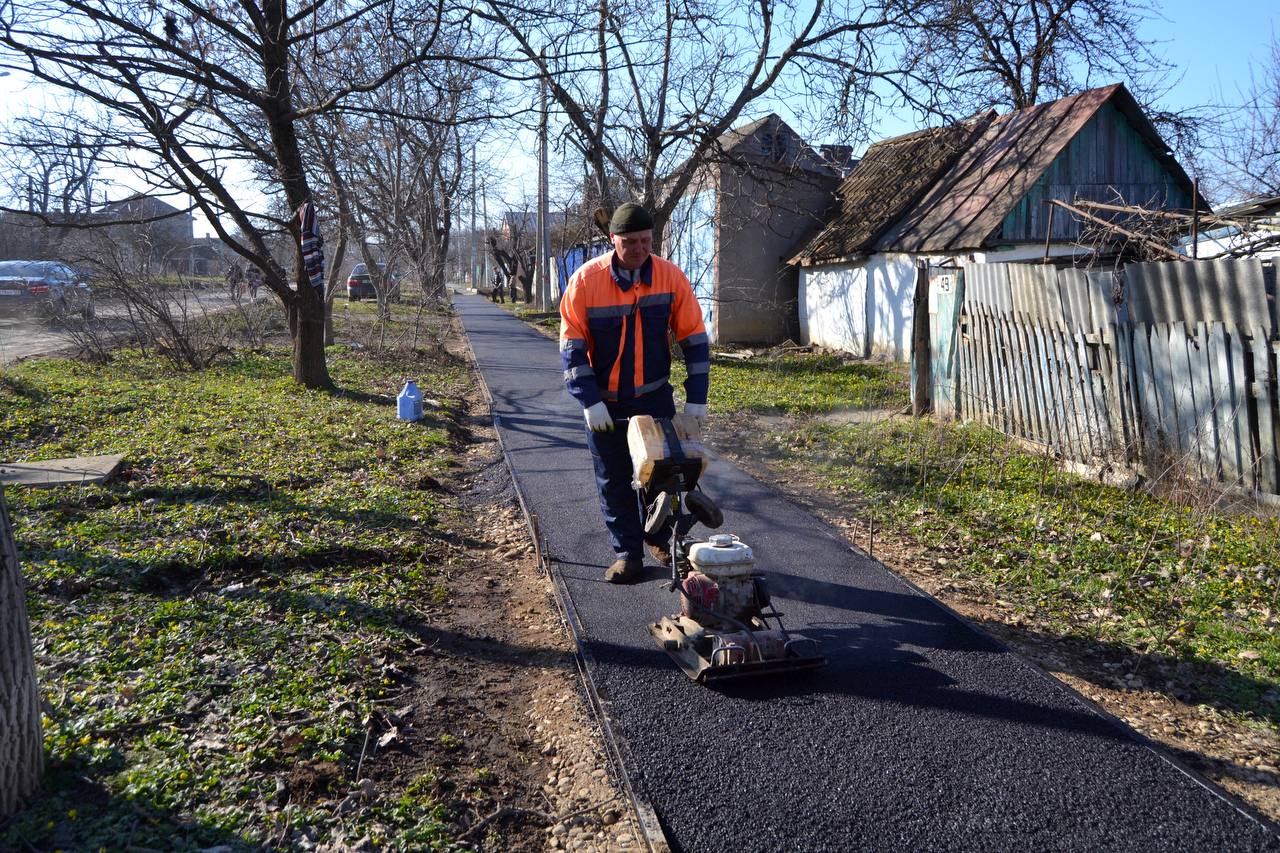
692, 351, 908, 414
1, 306, 474, 850
494, 296, 911, 416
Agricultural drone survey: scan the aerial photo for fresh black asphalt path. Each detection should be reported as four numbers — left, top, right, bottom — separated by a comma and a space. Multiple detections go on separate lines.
455, 292, 1280, 852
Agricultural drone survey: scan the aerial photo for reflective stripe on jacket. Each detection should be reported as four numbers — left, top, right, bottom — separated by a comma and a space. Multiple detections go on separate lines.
560, 251, 710, 409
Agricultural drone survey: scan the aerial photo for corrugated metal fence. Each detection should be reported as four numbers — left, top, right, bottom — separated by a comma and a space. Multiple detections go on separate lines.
950, 259, 1280, 496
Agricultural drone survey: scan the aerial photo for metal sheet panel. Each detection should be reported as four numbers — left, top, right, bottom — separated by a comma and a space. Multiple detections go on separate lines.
1126, 259, 1270, 330
1007, 264, 1062, 324
963, 263, 1012, 312
1088, 272, 1124, 326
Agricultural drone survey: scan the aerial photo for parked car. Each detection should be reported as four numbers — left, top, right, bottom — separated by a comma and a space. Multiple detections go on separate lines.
0, 260, 95, 319
346, 263, 400, 302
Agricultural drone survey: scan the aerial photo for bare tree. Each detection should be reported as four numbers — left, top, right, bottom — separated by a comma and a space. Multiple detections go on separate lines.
0, 0, 453, 388
1216, 34, 1280, 200
0, 487, 42, 817
472, 0, 894, 250
0, 113, 108, 216
890, 0, 1168, 116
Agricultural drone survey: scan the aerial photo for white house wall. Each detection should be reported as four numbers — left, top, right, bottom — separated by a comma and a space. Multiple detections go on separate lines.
801, 253, 918, 360
800, 264, 869, 356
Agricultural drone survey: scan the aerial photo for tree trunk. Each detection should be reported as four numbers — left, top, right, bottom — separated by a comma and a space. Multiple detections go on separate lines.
324, 227, 348, 346
0, 488, 43, 816
262, 0, 330, 389
293, 288, 331, 388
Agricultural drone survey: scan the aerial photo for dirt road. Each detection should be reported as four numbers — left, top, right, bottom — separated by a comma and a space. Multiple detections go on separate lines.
0, 289, 246, 365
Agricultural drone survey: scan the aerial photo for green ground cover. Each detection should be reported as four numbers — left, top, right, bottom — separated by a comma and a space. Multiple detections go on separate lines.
497, 299, 910, 416
507, 304, 558, 331
1, 310, 472, 850
693, 352, 908, 414
720, 374, 1280, 728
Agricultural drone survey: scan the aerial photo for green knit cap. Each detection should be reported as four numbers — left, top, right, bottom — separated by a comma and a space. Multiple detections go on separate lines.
609, 203, 654, 235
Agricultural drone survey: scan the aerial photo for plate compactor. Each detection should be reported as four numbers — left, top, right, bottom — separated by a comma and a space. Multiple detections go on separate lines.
627, 415, 825, 684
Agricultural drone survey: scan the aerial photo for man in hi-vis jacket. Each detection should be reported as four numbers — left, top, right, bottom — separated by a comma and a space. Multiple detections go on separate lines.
559, 203, 711, 583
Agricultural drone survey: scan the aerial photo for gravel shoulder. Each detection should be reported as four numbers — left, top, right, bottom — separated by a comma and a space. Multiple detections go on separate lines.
446, 315, 644, 852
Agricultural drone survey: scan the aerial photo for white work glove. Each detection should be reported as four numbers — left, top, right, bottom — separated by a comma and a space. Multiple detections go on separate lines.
584, 401, 615, 433
684, 402, 707, 430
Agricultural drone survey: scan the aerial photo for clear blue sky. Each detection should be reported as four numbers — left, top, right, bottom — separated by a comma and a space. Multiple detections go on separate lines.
496, 1, 1280, 213
1144, 0, 1277, 111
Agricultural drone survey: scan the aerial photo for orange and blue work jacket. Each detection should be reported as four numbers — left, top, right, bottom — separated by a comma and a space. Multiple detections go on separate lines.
560, 251, 709, 412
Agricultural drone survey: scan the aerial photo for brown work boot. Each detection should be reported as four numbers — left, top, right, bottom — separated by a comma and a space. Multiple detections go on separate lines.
604, 556, 644, 584
646, 540, 672, 566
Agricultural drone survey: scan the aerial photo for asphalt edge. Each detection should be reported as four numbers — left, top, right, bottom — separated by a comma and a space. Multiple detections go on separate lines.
451, 294, 673, 853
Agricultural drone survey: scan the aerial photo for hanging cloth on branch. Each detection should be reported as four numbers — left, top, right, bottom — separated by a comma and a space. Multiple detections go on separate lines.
298, 201, 325, 294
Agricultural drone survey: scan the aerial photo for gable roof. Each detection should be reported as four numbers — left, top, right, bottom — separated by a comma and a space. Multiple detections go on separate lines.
100, 195, 185, 217
791, 116, 992, 264
794, 84, 1197, 264
708, 113, 836, 177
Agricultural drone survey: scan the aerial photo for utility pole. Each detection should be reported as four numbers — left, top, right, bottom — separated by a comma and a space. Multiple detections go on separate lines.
470, 146, 477, 289
481, 182, 490, 292
537, 48, 552, 309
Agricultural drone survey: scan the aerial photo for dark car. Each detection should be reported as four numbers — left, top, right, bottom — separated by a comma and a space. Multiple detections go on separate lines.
0, 260, 95, 319
346, 263, 400, 302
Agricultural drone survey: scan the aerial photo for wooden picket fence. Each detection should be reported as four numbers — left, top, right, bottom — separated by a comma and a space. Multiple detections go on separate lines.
956, 306, 1130, 464
947, 261, 1280, 498
1125, 322, 1279, 495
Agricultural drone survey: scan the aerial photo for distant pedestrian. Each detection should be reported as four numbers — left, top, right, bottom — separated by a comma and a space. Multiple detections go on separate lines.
226, 264, 245, 299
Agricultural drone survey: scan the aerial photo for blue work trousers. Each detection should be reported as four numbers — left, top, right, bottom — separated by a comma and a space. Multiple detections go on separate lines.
585, 387, 676, 558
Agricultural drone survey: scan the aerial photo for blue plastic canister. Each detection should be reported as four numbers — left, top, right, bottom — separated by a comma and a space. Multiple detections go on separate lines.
397, 379, 423, 421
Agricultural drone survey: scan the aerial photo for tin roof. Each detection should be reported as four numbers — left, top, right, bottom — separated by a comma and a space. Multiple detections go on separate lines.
794, 84, 1196, 264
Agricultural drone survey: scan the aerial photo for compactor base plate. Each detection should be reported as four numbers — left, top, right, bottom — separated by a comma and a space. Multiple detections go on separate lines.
649, 615, 826, 684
